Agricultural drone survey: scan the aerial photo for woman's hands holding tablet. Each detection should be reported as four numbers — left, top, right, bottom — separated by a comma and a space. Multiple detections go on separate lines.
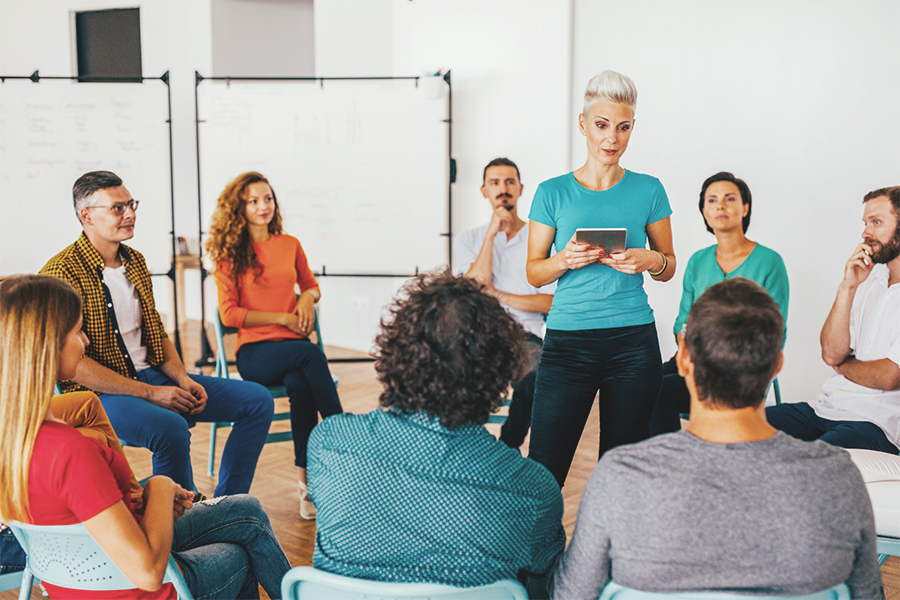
601, 248, 664, 275
560, 232, 605, 270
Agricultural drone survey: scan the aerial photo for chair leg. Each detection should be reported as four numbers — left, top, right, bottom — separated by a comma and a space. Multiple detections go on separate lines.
167, 555, 194, 600
17, 569, 33, 600
207, 424, 217, 477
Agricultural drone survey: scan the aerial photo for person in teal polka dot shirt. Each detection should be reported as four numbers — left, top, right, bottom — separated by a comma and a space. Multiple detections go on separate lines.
307, 271, 565, 597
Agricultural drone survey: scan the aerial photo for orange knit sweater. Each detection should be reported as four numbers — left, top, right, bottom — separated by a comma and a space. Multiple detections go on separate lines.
215, 234, 320, 352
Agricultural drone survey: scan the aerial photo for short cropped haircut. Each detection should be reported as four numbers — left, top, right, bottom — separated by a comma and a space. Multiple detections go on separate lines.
374, 269, 527, 430
72, 171, 123, 222
863, 186, 900, 218
583, 70, 637, 116
685, 278, 783, 409
483, 157, 521, 183
699, 172, 752, 234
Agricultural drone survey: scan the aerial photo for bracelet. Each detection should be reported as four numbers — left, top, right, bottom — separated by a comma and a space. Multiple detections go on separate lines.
647, 251, 668, 277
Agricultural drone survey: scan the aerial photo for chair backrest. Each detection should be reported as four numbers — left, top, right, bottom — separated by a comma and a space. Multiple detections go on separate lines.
214, 304, 326, 379
8, 521, 193, 599
281, 567, 528, 600
598, 582, 850, 600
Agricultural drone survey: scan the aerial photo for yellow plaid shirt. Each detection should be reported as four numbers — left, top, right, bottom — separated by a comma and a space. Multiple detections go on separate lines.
41, 232, 168, 393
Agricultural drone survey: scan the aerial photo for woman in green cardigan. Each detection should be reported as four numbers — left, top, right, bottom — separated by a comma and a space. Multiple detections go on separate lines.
648, 172, 789, 435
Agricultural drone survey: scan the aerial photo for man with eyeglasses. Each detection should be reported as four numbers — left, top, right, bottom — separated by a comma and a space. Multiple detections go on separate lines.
41, 170, 273, 498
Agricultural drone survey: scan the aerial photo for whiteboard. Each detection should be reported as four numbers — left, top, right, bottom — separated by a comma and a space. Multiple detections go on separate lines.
0, 78, 172, 276
197, 78, 450, 275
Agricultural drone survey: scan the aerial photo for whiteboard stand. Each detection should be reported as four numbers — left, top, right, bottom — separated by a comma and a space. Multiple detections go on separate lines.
0, 70, 183, 357
191, 72, 454, 369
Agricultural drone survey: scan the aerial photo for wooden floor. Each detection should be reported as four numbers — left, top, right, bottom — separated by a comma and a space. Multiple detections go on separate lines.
3, 320, 897, 598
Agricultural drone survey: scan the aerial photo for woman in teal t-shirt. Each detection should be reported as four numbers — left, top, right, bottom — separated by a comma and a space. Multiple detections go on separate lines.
648, 172, 789, 435
526, 70, 676, 487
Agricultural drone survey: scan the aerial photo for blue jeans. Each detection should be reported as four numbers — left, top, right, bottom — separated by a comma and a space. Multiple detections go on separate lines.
0, 528, 25, 573
766, 402, 900, 454
499, 334, 543, 449
237, 339, 342, 468
172, 494, 291, 599
99, 367, 273, 497
529, 323, 662, 487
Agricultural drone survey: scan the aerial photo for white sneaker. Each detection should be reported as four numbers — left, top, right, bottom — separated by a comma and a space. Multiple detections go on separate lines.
298, 480, 317, 520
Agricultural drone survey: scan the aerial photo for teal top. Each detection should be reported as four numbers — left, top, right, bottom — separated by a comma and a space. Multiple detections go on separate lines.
528, 170, 672, 330
308, 409, 565, 588
673, 243, 789, 344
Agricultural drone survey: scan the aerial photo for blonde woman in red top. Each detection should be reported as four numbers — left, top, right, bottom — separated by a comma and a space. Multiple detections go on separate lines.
0, 275, 290, 599
207, 172, 343, 520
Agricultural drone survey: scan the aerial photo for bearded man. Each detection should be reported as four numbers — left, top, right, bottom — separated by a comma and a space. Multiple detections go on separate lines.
766, 186, 900, 454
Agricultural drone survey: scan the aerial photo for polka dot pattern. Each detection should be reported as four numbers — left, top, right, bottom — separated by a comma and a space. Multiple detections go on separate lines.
307, 409, 566, 587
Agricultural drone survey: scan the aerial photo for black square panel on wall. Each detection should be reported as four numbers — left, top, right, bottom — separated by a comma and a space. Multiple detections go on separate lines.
75, 8, 142, 82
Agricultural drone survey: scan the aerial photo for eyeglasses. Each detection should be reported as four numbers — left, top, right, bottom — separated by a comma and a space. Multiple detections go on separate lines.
86, 200, 140, 216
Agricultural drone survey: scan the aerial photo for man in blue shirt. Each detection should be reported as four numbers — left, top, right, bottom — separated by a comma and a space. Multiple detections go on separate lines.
454, 158, 554, 448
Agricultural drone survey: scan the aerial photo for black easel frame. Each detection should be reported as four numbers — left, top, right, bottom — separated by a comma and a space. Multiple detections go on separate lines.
0, 71, 183, 355
192, 72, 454, 367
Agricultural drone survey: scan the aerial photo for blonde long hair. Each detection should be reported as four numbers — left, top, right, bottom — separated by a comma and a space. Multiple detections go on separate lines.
0, 275, 82, 522
205, 172, 284, 287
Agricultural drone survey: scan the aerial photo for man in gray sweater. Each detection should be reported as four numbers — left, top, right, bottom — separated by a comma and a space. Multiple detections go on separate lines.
552, 278, 881, 599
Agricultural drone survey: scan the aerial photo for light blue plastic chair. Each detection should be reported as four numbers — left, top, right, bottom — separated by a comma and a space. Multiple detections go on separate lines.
8, 521, 194, 600
208, 306, 338, 476
281, 567, 528, 600
598, 582, 850, 600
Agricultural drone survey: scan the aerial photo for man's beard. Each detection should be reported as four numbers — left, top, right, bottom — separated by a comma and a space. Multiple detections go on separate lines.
866, 225, 900, 264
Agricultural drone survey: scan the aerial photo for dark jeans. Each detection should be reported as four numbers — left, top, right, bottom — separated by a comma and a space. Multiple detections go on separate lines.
529, 323, 663, 487
648, 355, 689, 436
766, 402, 900, 454
0, 528, 25, 574
237, 339, 343, 468
499, 334, 543, 449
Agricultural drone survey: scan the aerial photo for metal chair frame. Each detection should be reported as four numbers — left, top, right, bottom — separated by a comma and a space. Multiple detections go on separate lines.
208, 306, 337, 476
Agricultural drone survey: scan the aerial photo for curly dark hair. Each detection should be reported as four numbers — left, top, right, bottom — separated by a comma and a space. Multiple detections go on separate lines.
375, 270, 528, 430
205, 172, 284, 286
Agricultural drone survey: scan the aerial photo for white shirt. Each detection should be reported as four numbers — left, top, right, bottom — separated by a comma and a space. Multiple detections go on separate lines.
453, 222, 554, 338
811, 264, 900, 447
103, 266, 150, 371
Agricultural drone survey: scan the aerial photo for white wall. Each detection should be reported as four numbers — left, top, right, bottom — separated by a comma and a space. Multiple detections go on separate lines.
314, 0, 393, 77
390, 0, 572, 234
571, 0, 900, 403
211, 0, 314, 78
312, 0, 572, 351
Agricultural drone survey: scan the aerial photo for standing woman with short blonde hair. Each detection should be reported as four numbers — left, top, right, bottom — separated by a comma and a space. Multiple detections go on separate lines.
526, 70, 676, 487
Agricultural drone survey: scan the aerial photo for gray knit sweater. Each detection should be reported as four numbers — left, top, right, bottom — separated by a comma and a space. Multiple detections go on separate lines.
552, 431, 881, 599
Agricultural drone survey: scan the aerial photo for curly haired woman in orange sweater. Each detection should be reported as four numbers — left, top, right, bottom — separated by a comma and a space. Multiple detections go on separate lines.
206, 172, 342, 520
